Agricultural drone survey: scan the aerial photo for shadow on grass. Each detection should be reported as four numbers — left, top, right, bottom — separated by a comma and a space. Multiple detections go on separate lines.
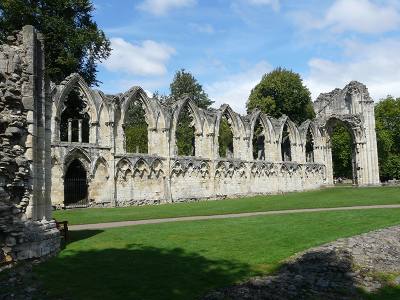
35, 230, 254, 300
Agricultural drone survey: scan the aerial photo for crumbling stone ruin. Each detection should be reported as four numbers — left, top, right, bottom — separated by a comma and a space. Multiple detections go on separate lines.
0, 26, 59, 265
0, 25, 381, 263
49, 75, 380, 208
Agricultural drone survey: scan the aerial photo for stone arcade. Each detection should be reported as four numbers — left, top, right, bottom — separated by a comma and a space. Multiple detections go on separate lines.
50, 73, 380, 208
0, 26, 380, 262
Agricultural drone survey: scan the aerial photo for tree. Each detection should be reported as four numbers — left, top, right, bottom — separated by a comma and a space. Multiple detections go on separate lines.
247, 67, 315, 124
331, 124, 353, 179
375, 96, 400, 180
0, 0, 110, 85
170, 69, 213, 109
168, 69, 213, 155
125, 100, 148, 154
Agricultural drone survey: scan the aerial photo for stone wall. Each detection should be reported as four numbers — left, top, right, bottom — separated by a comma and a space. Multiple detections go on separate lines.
48, 75, 380, 208
0, 26, 59, 266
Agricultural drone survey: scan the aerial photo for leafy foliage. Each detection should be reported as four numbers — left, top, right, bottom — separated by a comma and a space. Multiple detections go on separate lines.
247, 67, 315, 124
331, 124, 353, 179
176, 106, 195, 156
375, 96, 400, 180
169, 69, 213, 155
170, 69, 214, 109
218, 116, 234, 158
125, 101, 148, 153
0, 0, 110, 85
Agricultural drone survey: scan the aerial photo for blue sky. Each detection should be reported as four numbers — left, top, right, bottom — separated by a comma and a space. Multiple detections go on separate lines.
93, 0, 400, 113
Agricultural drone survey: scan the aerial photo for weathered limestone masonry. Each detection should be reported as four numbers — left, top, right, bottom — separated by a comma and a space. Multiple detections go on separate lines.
314, 81, 380, 186
50, 75, 380, 208
0, 26, 59, 265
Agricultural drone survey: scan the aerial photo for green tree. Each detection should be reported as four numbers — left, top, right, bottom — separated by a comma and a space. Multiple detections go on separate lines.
218, 116, 234, 158
247, 67, 315, 124
170, 69, 214, 109
125, 101, 148, 153
331, 124, 353, 179
0, 0, 110, 85
169, 69, 213, 155
375, 96, 400, 180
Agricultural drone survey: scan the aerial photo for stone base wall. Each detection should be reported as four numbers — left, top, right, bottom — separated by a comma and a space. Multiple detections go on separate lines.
112, 156, 326, 206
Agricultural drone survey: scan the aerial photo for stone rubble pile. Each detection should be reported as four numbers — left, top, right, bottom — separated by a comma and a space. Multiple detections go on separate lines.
203, 225, 400, 300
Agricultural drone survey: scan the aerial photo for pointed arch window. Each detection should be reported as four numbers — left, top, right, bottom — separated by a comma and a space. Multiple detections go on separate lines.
218, 113, 234, 158
124, 99, 148, 153
60, 87, 90, 143
176, 104, 196, 156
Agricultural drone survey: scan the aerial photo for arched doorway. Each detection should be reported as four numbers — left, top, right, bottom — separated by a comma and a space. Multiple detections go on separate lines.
326, 118, 357, 185
64, 159, 88, 207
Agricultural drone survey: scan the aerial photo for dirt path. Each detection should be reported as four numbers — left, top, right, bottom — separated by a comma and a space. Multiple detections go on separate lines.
69, 204, 400, 230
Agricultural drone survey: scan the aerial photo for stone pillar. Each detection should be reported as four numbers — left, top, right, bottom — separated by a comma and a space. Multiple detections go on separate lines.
78, 119, 82, 143
0, 26, 60, 263
68, 118, 72, 142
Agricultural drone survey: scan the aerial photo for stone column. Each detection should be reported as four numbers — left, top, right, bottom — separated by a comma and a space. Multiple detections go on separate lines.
68, 118, 72, 142
78, 119, 82, 143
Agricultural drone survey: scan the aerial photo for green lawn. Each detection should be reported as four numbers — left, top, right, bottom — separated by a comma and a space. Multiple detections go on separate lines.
54, 186, 400, 225
37, 208, 400, 300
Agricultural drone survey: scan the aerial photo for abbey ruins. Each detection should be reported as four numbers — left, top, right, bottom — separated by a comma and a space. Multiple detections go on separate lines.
0, 27, 380, 262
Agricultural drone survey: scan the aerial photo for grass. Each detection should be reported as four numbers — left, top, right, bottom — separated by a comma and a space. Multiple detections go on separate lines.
54, 186, 400, 225
37, 208, 400, 300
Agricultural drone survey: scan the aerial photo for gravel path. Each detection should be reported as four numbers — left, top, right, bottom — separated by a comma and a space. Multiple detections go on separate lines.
69, 204, 400, 230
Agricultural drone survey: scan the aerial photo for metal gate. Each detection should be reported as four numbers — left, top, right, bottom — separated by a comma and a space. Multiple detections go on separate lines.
64, 177, 89, 208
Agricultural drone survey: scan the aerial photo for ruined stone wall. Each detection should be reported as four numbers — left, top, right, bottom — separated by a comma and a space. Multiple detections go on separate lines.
48, 55, 379, 207
0, 26, 59, 266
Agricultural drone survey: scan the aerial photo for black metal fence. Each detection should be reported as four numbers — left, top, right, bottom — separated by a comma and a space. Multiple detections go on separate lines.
64, 177, 89, 208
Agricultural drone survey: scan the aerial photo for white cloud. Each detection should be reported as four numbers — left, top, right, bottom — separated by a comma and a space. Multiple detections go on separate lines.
246, 0, 280, 11
137, 0, 196, 15
305, 38, 400, 101
189, 23, 215, 34
206, 61, 272, 114
103, 38, 175, 76
292, 0, 400, 34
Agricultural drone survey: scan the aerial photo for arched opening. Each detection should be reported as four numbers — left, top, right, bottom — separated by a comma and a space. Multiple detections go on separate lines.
218, 113, 234, 158
60, 87, 90, 143
176, 105, 196, 156
305, 127, 315, 162
124, 99, 148, 153
252, 117, 265, 160
281, 123, 292, 161
327, 119, 356, 185
64, 159, 88, 207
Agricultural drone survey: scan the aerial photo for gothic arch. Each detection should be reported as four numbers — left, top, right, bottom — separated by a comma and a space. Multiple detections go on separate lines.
248, 110, 275, 160
63, 147, 91, 178
53, 74, 99, 143
215, 104, 244, 138
170, 97, 204, 156
171, 97, 204, 135
120, 86, 161, 130
91, 156, 109, 178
